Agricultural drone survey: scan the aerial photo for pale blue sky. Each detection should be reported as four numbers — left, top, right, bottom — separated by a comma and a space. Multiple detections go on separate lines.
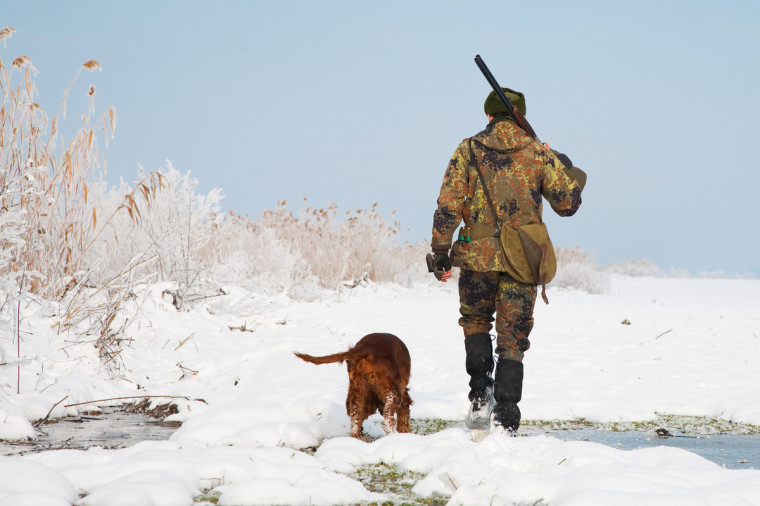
5, 0, 759, 276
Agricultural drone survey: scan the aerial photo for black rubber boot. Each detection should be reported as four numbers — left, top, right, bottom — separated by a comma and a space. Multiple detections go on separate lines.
492, 359, 524, 434
464, 333, 495, 430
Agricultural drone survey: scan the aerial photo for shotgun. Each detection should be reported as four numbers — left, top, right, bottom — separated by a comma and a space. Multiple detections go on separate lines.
474, 54, 539, 142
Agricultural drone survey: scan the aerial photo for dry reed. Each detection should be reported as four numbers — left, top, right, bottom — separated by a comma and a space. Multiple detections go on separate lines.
0, 28, 161, 301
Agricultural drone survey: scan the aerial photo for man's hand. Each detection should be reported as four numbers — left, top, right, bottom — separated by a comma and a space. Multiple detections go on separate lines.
426, 253, 452, 282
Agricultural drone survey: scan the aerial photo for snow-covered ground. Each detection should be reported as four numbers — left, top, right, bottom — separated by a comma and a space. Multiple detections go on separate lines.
1, 274, 759, 505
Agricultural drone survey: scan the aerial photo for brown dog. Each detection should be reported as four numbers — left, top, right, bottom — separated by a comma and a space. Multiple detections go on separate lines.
294, 333, 412, 439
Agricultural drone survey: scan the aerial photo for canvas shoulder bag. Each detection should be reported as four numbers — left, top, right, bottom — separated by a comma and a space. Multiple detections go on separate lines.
467, 139, 557, 303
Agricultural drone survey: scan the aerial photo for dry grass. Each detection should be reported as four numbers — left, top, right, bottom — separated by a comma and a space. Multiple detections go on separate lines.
256, 200, 420, 288
0, 28, 163, 301
192, 199, 427, 296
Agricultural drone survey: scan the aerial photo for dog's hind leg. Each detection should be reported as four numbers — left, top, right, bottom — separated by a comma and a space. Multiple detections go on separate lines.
348, 410, 364, 439
380, 390, 401, 434
346, 401, 362, 439
347, 382, 374, 439
396, 389, 412, 433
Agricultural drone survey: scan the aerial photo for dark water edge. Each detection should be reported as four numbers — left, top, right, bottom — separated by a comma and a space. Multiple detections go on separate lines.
531, 427, 760, 470
0, 406, 180, 456
3, 412, 759, 472
412, 418, 760, 471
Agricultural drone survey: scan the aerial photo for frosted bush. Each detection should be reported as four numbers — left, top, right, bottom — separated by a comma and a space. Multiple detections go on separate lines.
247, 201, 423, 292
391, 241, 439, 288
134, 163, 224, 289
83, 172, 427, 299
604, 259, 664, 277
552, 259, 610, 294
207, 225, 309, 294
553, 246, 610, 294
80, 178, 149, 282
85, 163, 224, 296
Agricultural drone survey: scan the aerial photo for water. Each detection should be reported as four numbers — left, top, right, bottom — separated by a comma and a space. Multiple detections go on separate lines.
536, 427, 760, 470
0, 407, 180, 456
3, 412, 759, 471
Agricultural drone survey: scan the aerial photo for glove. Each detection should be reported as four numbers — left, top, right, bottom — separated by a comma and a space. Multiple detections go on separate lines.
426, 253, 452, 281
551, 149, 573, 169
433, 253, 451, 272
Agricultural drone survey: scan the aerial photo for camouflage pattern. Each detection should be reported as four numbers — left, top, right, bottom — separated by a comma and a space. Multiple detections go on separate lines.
433, 116, 585, 363
431, 117, 583, 272
458, 270, 536, 362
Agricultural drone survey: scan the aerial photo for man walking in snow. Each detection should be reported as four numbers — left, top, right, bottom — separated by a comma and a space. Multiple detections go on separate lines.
429, 87, 586, 433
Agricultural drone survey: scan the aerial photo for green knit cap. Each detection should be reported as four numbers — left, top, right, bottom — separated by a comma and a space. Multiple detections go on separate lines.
484, 87, 526, 116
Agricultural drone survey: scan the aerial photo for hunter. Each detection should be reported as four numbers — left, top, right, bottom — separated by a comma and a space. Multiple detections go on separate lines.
430, 87, 586, 433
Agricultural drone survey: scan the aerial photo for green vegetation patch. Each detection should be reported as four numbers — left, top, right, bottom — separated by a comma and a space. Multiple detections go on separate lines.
350, 463, 446, 506
410, 418, 461, 435
523, 414, 760, 435
192, 490, 219, 504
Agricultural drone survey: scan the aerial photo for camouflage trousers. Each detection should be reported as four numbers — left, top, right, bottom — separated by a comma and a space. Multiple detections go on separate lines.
458, 270, 537, 362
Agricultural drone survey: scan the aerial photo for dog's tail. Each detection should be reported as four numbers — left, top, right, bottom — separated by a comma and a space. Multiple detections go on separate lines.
294, 350, 352, 365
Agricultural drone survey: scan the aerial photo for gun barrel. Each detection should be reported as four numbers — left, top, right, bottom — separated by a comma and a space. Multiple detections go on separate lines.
474, 55, 515, 117
474, 54, 539, 141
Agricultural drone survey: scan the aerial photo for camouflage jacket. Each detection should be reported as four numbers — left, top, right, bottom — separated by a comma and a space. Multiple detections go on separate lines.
432, 117, 584, 272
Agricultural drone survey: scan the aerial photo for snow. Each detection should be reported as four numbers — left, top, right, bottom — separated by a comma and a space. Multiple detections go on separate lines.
1, 274, 760, 505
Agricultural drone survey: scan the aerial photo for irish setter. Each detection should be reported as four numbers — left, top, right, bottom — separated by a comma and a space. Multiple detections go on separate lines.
294, 333, 412, 439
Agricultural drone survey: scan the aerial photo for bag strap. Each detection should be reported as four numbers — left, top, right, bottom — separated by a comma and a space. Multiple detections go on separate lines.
467, 139, 501, 237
